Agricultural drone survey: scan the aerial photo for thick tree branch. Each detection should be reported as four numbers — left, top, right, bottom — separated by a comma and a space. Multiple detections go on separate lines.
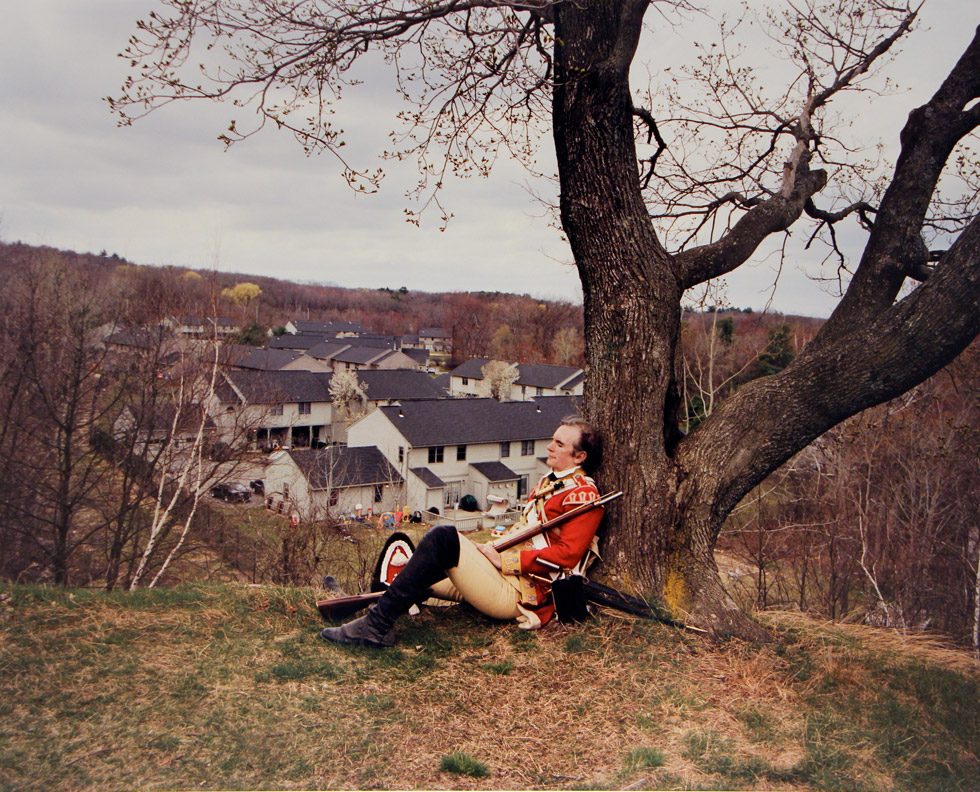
674, 168, 827, 289
677, 212, 980, 525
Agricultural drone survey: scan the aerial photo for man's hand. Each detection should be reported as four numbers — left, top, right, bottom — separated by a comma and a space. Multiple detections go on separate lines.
477, 543, 502, 570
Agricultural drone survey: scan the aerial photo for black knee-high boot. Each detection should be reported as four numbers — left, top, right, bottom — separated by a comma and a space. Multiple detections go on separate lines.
319, 525, 460, 648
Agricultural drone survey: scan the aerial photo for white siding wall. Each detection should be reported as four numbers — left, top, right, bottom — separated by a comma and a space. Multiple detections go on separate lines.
212, 400, 335, 447
449, 375, 490, 398
375, 351, 420, 370
263, 452, 405, 521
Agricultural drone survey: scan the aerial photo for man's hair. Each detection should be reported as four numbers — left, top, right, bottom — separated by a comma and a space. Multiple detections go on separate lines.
560, 416, 603, 475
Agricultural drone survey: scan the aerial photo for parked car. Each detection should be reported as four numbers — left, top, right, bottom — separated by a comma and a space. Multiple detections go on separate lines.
211, 482, 251, 503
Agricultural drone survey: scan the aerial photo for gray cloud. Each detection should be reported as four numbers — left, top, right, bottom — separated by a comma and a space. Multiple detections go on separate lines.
1, 1, 974, 315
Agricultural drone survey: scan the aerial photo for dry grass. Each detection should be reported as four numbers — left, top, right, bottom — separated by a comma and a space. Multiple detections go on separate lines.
760, 610, 980, 676
1, 584, 977, 791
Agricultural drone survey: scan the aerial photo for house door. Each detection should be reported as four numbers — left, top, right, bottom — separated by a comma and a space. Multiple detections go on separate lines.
444, 481, 462, 508
517, 475, 530, 502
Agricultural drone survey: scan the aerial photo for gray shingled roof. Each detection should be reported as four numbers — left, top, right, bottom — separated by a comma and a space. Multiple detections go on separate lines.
288, 447, 402, 489
333, 346, 390, 365
305, 341, 352, 360
469, 461, 519, 482
379, 396, 581, 446
218, 370, 332, 404
351, 334, 399, 350
449, 359, 583, 389
227, 347, 306, 371
449, 358, 491, 378
516, 363, 583, 389
419, 327, 450, 337
290, 320, 365, 335
400, 348, 429, 364
410, 467, 446, 488
269, 334, 332, 350
356, 370, 448, 401
122, 402, 216, 433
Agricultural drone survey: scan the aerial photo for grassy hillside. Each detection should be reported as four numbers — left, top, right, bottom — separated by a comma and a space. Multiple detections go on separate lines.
1, 583, 976, 791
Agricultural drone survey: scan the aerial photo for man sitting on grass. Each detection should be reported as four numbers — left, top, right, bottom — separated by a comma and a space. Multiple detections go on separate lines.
319, 416, 604, 647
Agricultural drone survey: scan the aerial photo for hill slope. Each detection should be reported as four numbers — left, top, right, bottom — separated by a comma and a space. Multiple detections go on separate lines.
1, 583, 976, 791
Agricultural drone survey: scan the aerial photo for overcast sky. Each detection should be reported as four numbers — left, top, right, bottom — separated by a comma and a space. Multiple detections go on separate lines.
1, 2, 975, 316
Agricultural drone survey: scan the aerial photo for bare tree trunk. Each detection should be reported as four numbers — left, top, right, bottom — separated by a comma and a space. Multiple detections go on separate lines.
972, 529, 980, 656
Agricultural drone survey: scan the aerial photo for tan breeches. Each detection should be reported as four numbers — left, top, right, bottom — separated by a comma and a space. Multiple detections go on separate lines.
427, 534, 521, 620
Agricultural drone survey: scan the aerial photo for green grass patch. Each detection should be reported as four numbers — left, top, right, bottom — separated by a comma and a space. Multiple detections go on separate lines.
509, 627, 538, 652
737, 706, 777, 743
264, 658, 341, 682
624, 746, 665, 771
564, 634, 591, 653
683, 730, 787, 786
440, 751, 489, 778
481, 659, 514, 675
354, 693, 395, 713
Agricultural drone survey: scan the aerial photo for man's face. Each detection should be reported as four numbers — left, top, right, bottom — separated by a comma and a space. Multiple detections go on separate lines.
546, 424, 586, 471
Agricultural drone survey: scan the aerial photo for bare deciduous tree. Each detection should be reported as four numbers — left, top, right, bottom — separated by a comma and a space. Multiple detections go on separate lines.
111, 1, 980, 637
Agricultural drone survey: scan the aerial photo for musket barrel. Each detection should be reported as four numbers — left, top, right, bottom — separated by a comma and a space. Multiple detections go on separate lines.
491, 490, 622, 552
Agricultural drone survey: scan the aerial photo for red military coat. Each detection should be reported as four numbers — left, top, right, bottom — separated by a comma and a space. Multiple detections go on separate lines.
499, 467, 603, 627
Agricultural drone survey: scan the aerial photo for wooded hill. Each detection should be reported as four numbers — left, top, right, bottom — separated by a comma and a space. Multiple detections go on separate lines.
0, 240, 815, 367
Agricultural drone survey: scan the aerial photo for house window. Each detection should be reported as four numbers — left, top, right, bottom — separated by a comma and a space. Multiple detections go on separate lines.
428, 446, 444, 464
499, 441, 510, 458
398, 446, 404, 463
271, 404, 284, 416
298, 401, 311, 415
536, 387, 544, 396
461, 377, 469, 386
521, 439, 534, 456
456, 445, 467, 461
329, 489, 339, 507
374, 485, 383, 503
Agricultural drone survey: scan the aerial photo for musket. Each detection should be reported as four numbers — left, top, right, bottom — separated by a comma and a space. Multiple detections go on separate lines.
316, 490, 622, 622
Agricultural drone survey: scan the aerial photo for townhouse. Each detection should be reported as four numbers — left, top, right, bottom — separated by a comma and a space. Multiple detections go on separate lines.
448, 359, 584, 400
347, 395, 582, 514
263, 446, 405, 521
212, 369, 335, 450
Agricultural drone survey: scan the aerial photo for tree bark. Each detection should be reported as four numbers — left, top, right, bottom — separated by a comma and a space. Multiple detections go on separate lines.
554, 0, 677, 585
551, 1, 764, 638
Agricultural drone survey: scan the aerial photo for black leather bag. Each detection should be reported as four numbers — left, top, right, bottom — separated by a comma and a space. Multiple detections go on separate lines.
551, 574, 590, 623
